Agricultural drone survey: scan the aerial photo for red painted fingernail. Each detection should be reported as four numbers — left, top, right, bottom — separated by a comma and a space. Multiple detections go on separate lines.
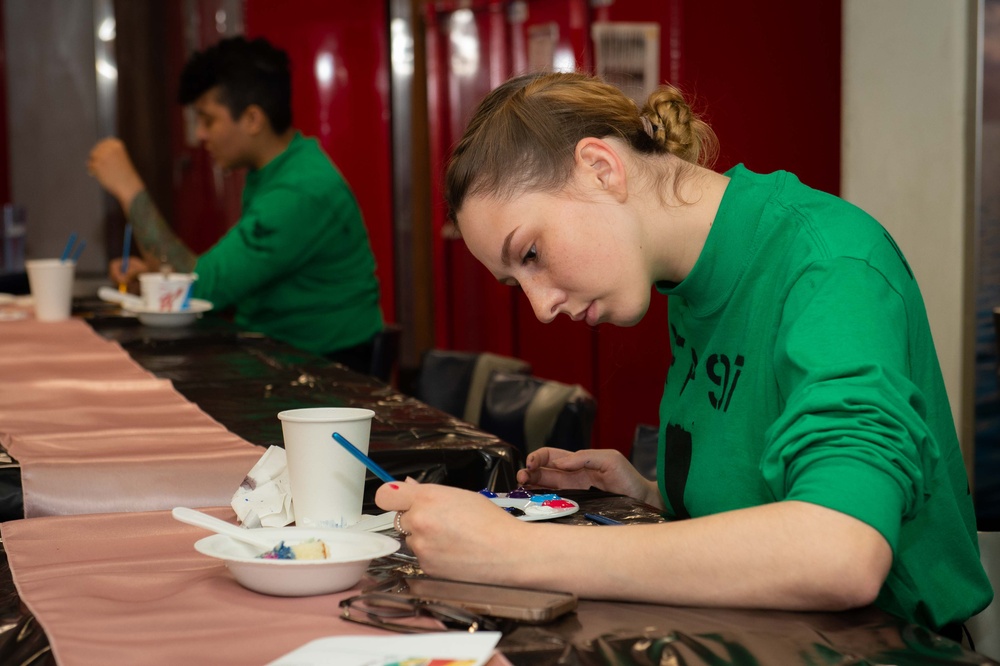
389, 483, 400, 489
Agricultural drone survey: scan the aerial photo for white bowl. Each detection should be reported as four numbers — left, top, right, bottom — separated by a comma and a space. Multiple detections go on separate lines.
193, 527, 399, 597
124, 298, 213, 327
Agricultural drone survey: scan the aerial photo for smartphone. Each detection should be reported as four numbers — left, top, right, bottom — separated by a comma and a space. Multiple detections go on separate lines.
381, 576, 578, 623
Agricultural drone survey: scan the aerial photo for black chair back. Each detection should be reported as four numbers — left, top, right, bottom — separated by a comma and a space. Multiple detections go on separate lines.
415, 350, 530, 422
630, 423, 659, 481
479, 371, 595, 454
369, 324, 401, 383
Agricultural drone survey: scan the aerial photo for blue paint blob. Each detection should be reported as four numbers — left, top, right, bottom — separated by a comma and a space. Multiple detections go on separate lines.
478, 488, 499, 498
258, 541, 294, 560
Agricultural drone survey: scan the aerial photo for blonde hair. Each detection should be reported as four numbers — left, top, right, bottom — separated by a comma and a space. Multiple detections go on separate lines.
445, 71, 717, 222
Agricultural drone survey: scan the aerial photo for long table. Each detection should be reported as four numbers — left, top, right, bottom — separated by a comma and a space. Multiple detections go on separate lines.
0, 306, 993, 665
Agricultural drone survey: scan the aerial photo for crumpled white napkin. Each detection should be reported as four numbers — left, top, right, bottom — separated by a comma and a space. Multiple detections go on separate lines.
231, 445, 294, 528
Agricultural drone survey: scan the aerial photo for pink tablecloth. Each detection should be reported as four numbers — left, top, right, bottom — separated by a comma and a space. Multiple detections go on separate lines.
0, 318, 262, 516
1, 509, 399, 665
0, 319, 511, 665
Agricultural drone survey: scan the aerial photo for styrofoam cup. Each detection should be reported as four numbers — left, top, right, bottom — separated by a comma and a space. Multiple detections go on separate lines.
277, 407, 375, 528
25, 259, 75, 322
138, 272, 198, 312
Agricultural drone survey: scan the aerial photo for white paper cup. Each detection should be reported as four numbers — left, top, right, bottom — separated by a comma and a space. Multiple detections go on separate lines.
25, 258, 75, 322
138, 272, 198, 312
277, 407, 375, 528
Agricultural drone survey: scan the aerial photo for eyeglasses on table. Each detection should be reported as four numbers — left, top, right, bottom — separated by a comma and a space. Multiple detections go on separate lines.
339, 591, 506, 634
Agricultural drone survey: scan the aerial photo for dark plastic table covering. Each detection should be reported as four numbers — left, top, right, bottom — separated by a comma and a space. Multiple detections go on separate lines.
85, 306, 524, 505
0, 305, 993, 665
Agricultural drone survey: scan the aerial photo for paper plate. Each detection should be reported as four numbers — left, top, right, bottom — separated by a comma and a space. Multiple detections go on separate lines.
489, 495, 579, 522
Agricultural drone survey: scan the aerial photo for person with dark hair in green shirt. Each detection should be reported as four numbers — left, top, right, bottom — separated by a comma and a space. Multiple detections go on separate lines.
375, 71, 992, 642
87, 36, 383, 371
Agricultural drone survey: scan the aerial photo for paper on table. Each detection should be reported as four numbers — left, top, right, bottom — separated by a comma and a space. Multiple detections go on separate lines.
265, 632, 502, 666
231, 446, 398, 531
353, 511, 397, 532
231, 445, 294, 528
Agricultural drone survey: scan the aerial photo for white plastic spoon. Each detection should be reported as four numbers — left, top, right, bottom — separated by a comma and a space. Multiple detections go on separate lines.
171, 506, 275, 551
97, 285, 144, 310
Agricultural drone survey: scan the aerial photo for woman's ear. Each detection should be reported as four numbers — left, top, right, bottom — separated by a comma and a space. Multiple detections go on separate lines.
574, 138, 628, 202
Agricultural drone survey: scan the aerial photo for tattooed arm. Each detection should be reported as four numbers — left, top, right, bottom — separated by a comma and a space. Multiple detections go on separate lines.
88, 138, 197, 278
127, 191, 197, 273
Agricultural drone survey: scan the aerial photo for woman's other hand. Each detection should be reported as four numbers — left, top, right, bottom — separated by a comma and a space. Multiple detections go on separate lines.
517, 447, 663, 509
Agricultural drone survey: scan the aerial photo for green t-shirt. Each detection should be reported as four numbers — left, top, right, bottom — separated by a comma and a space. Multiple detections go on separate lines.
657, 164, 991, 630
192, 133, 383, 354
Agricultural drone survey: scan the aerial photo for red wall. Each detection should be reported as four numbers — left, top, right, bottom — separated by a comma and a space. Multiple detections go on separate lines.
676, 1, 842, 195
245, 1, 397, 322
0, 0, 10, 206
166, 3, 244, 256
427, 2, 518, 355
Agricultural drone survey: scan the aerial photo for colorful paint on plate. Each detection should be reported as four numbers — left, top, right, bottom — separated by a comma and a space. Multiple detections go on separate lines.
479, 488, 580, 522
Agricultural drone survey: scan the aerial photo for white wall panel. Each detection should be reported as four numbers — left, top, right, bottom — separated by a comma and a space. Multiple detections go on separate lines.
842, 0, 976, 463
4, 0, 105, 274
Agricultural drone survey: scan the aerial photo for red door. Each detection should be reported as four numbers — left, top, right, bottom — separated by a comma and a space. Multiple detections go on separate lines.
244, 0, 396, 323
165, 1, 244, 255
426, 1, 518, 354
